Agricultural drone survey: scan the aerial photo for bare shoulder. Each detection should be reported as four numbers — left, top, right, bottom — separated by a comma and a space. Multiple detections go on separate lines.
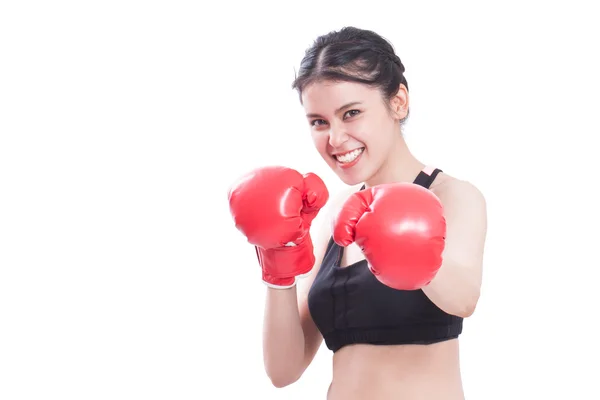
430, 172, 487, 271
430, 172, 487, 214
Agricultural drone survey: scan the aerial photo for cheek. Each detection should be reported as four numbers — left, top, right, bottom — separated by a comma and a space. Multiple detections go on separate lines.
352, 120, 375, 147
311, 131, 329, 154
362, 118, 394, 148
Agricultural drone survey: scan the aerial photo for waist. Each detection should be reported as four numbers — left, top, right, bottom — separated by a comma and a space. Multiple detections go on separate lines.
328, 339, 464, 400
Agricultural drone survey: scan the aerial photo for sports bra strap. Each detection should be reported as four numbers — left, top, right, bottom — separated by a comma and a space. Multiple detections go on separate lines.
413, 166, 442, 189
359, 166, 442, 190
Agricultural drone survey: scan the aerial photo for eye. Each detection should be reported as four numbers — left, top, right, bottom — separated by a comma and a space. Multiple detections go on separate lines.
344, 109, 360, 119
310, 119, 327, 127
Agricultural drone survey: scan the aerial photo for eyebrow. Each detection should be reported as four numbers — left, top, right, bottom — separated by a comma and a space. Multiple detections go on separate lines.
305, 101, 362, 119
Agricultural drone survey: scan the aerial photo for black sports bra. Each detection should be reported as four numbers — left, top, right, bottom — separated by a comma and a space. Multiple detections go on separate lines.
307, 167, 463, 352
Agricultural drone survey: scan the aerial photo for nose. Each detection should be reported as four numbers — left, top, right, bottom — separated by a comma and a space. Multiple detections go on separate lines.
328, 123, 349, 148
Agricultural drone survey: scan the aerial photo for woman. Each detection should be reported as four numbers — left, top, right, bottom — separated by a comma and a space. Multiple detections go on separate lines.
228, 26, 487, 399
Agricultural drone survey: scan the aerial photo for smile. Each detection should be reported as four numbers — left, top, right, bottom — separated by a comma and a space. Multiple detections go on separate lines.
334, 147, 364, 164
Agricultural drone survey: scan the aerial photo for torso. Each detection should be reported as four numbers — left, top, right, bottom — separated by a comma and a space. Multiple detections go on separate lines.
327, 339, 464, 400
324, 171, 465, 399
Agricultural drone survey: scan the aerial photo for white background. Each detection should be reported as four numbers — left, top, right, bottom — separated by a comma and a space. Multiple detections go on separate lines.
1, 1, 599, 399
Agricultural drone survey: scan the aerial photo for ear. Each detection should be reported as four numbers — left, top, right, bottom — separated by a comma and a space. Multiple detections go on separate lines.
389, 83, 409, 120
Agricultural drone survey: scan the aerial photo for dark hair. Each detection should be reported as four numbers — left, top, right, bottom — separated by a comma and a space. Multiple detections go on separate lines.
292, 26, 410, 123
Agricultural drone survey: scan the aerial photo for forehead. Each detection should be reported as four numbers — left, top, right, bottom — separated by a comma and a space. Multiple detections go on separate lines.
301, 80, 380, 113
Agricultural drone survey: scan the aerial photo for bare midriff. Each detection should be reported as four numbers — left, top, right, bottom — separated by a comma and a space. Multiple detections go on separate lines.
327, 339, 465, 400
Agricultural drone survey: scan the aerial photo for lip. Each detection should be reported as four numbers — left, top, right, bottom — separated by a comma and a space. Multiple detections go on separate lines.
334, 148, 364, 169
331, 147, 364, 157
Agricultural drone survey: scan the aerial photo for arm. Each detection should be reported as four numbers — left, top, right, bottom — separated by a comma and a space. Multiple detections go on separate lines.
262, 194, 335, 387
421, 179, 488, 318
262, 185, 358, 387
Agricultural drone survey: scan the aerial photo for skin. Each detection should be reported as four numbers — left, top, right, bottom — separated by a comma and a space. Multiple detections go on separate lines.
285, 79, 487, 399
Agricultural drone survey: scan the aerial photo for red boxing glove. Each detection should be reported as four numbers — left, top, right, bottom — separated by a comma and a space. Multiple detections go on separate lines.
333, 183, 446, 290
228, 166, 329, 288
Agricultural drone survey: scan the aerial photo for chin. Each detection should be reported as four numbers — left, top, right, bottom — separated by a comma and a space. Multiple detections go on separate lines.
333, 165, 373, 187
336, 175, 361, 186
322, 148, 376, 186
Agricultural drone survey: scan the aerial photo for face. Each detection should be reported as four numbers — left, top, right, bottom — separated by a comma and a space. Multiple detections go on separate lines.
301, 80, 407, 186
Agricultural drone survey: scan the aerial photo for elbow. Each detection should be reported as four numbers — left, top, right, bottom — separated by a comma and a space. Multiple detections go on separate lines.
267, 371, 301, 388
263, 345, 307, 388
427, 282, 481, 318
270, 377, 294, 389
455, 302, 476, 318
264, 359, 304, 389
454, 290, 480, 318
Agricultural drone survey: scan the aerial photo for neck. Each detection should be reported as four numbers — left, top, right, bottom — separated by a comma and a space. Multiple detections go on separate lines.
364, 135, 425, 188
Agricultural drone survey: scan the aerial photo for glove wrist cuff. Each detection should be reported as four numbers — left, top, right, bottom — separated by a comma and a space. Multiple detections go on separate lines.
256, 237, 315, 283
262, 273, 297, 289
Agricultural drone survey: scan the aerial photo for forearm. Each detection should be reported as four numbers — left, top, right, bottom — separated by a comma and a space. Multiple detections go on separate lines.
421, 258, 481, 318
262, 286, 305, 387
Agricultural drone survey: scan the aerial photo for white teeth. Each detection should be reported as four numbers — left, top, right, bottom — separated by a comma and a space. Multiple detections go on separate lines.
335, 148, 364, 163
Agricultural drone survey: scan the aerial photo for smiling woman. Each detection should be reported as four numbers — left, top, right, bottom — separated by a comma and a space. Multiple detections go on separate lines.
227, 26, 487, 400
293, 31, 412, 187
